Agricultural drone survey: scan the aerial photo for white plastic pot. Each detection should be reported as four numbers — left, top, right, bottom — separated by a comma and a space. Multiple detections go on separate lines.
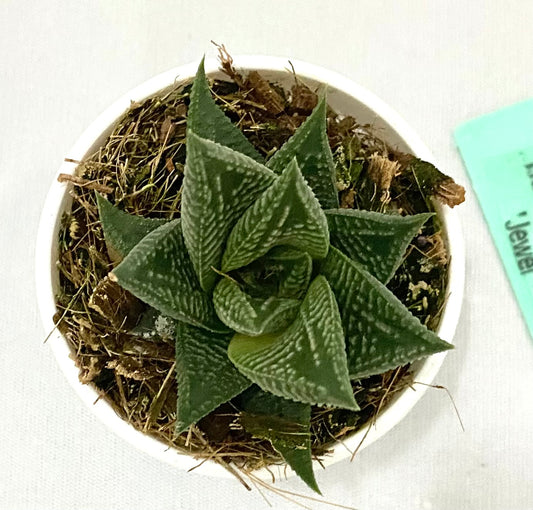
36, 56, 465, 481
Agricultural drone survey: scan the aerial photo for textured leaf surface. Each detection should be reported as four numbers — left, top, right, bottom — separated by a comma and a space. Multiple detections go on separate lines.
187, 59, 262, 162
175, 322, 251, 433
238, 246, 312, 300
320, 247, 453, 380
213, 278, 300, 336
238, 387, 318, 493
325, 209, 433, 283
182, 133, 276, 292
222, 159, 329, 272
112, 220, 227, 333
267, 96, 338, 209
228, 276, 358, 410
96, 193, 167, 260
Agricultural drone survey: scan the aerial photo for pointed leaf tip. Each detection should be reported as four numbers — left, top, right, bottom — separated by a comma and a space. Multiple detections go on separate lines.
267, 95, 338, 209
175, 322, 251, 433
222, 158, 330, 272
320, 246, 453, 380
228, 275, 358, 411
96, 192, 167, 261
325, 208, 434, 283
182, 133, 276, 292
239, 387, 320, 493
112, 219, 227, 333
187, 59, 262, 162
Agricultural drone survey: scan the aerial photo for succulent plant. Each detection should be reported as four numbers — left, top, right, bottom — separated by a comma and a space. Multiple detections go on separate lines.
95, 59, 453, 493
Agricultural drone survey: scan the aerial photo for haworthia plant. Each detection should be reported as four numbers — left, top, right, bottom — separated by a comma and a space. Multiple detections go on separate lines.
96, 59, 454, 493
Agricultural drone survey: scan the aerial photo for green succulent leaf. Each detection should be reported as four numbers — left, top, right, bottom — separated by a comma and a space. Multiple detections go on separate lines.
111, 219, 227, 333
325, 209, 433, 283
267, 96, 338, 209
182, 132, 276, 292
213, 277, 300, 336
175, 322, 251, 433
222, 159, 330, 273
187, 58, 262, 162
320, 247, 453, 380
96, 193, 167, 260
228, 275, 358, 410
238, 387, 319, 494
237, 246, 313, 300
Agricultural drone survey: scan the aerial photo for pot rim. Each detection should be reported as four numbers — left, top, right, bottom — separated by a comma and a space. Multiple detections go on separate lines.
35, 55, 465, 481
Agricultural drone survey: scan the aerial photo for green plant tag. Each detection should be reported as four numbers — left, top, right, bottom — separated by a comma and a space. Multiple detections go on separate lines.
455, 99, 533, 340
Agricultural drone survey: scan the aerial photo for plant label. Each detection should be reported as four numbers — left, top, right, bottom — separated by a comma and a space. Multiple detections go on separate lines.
455, 99, 533, 341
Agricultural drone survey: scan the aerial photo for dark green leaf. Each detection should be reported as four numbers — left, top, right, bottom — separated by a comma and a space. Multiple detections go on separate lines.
187, 58, 262, 162
213, 278, 300, 336
175, 322, 251, 433
267, 96, 339, 209
222, 159, 329, 272
96, 193, 167, 261
228, 275, 358, 410
320, 247, 453, 380
182, 132, 276, 292
325, 209, 433, 283
112, 220, 227, 333
239, 387, 319, 494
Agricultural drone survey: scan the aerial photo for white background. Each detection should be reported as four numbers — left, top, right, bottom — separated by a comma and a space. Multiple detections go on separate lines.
2, 1, 533, 509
